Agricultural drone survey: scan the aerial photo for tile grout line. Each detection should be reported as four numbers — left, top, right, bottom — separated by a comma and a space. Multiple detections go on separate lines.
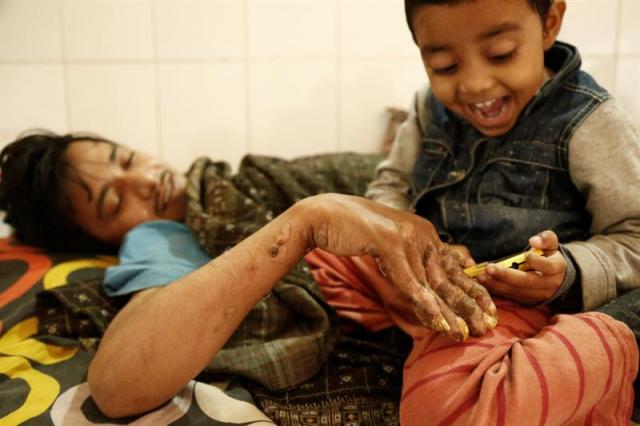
0, 55, 426, 65
612, 0, 623, 95
150, 0, 164, 160
244, 0, 252, 155
57, 0, 72, 133
335, 0, 342, 152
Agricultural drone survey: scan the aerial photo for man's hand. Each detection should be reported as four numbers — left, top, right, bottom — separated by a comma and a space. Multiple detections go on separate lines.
302, 194, 497, 341
477, 230, 567, 304
449, 244, 476, 268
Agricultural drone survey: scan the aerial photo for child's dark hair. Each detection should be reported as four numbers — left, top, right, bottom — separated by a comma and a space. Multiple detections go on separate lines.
404, 0, 553, 40
0, 130, 117, 253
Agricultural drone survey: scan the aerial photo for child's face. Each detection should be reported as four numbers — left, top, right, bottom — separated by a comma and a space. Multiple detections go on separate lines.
412, 0, 562, 137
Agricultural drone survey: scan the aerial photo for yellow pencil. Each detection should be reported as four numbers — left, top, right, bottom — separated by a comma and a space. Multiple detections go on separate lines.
464, 248, 544, 278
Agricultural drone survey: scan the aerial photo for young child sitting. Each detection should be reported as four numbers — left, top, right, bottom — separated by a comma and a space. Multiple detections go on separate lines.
367, 0, 640, 313
355, 0, 640, 422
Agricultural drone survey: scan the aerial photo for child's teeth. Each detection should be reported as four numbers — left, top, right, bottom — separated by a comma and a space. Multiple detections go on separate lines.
470, 97, 505, 119
474, 100, 496, 108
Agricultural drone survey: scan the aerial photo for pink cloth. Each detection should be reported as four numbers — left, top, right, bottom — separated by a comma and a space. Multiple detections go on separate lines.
305, 249, 638, 425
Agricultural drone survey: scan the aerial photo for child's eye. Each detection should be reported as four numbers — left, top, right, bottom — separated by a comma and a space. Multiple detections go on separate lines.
490, 50, 516, 63
432, 64, 458, 75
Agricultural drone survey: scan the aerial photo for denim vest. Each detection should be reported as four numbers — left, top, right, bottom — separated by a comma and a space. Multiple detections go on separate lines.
411, 42, 611, 262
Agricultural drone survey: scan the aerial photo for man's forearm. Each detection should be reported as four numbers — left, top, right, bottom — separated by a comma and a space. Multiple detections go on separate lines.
88, 193, 498, 418
88, 201, 312, 417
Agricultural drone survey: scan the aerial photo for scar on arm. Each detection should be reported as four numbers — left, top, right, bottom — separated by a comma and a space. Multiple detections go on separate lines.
270, 223, 292, 258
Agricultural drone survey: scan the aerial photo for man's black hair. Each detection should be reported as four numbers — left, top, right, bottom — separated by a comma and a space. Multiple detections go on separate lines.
0, 130, 117, 253
404, 0, 553, 41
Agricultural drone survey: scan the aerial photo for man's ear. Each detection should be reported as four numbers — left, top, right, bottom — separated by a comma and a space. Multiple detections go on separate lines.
542, 0, 567, 50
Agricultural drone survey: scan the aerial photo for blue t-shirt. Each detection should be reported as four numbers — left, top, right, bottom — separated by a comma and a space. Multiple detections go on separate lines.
103, 220, 210, 297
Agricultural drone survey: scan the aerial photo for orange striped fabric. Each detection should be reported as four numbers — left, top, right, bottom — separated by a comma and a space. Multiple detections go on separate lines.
305, 249, 638, 425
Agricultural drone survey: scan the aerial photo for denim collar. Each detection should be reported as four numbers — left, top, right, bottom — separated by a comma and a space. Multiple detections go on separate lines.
521, 41, 582, 118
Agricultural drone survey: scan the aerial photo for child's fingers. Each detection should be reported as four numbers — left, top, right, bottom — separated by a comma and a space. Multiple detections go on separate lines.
526, 251, 566, 276
479, 265, 533, 288
477, 273, 554, 304
529, 230, 559, 254
478, 265, 562, 303
480, 264, 560, 292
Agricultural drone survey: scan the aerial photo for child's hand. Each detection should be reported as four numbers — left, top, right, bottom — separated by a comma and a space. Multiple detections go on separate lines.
477, 230, 567, 304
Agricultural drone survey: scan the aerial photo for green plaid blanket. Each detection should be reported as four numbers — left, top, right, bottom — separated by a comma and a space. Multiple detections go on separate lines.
185, 153, 382, 390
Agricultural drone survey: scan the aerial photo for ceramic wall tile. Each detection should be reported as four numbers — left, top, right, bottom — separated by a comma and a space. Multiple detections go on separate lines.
157, 62, 247, 170
619, 0, 640, 55
615, 57, 640, 129
248, 0, 337, 58
340, 0, 416, 58
0, 65, 67, 145
0, 0, 62, 61
66, 64, 158, 155
559, 0, 618, 55
248, 60, 338, 157
61, 0, 154, 60
155, 0, 245, 60
340, 59, 426, 153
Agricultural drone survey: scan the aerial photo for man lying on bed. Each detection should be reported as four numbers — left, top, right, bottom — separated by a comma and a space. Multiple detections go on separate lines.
0, 130, 637, 424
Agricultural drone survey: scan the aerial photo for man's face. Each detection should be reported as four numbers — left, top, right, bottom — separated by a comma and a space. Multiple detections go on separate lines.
64, 140, 187, 244
412, 0, 552, 137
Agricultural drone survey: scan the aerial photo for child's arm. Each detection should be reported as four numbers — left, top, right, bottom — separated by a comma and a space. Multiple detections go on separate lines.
479, 100, 640, 309
561, 99, 640, 311
476, 230, 569, 305
365, 86, 430, 210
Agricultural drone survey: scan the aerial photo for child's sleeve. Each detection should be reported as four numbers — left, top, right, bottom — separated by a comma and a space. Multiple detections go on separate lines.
564, 98, 640, 311
365, 86, 431, 210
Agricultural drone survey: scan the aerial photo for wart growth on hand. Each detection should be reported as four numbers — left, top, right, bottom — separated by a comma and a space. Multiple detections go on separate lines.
270, 223, 292, 258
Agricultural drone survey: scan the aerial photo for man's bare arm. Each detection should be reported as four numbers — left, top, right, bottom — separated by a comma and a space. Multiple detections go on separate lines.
88, 194, 496, 417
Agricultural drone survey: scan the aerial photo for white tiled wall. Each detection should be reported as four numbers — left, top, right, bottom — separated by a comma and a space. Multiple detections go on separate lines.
0, 0, 638, 171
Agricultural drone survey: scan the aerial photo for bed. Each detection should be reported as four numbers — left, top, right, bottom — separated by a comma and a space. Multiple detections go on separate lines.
4, 229, 639, 425
0, 229, 415, 425
0, 236, 270, 424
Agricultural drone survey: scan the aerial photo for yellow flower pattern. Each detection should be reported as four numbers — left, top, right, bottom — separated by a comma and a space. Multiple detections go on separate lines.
0, 317, 77, 425
0, 256, 116, 425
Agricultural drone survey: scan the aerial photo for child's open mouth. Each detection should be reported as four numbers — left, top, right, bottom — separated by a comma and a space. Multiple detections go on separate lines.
467, 96, 511, 128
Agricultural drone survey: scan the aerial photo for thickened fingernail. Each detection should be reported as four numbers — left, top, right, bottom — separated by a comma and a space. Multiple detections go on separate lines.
435, 314, 450, 332
489, 302, 498, 316
483, 313, 498, 329
457, 318, 469, 341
